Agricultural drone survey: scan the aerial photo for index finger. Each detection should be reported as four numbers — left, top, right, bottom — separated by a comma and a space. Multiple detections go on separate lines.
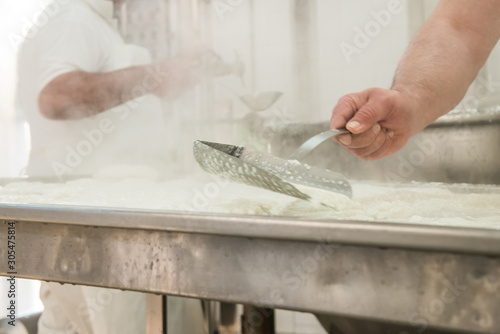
330, 92, 369, 129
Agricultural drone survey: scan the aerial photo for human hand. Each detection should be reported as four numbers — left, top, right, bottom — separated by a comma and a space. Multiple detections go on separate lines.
176, 42, 212, 63
152, 56, 202, 100
331, 88, 421, 160
152, 43, 225, 99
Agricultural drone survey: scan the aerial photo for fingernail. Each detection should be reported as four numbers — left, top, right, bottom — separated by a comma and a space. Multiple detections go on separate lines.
347, 121, 360, 131
338, 135, 351, 145
372, 124, 381, 135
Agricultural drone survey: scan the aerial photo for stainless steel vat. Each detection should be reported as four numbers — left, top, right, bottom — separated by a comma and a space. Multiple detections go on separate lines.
1, 201, 500, 334
2, 108, 500, 334
261, 110, 500, 185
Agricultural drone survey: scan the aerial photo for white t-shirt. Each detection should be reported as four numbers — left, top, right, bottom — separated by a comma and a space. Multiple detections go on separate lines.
17, 0, 166, 177
16, 1, 205, 334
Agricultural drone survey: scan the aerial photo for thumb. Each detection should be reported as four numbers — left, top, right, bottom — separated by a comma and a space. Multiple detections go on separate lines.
346, 104, 385, 134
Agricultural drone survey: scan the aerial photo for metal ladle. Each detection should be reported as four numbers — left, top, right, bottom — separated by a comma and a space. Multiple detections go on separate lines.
202, 51, 283, 112
239, 91, 283, 112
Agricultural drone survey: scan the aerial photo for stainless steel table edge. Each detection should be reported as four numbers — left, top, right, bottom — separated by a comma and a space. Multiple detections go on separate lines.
1, 203, 500, 256
2, 204, 500, 333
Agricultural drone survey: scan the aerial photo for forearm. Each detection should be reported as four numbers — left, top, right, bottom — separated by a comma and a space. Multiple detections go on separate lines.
392, 21, 478, 131
38, 66, 153, 120
392, 1, 500, 133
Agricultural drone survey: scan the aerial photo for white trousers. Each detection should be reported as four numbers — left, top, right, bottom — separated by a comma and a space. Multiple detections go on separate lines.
37, 283, 205, 334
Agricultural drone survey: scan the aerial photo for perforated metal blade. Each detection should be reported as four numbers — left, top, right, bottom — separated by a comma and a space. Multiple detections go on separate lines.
193, 140, 352, 202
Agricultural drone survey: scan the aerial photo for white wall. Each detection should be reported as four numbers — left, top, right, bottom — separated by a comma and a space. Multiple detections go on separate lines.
0, 0, 36, 178
209, 0, 500, 127
0, 0, 44, 320
316, 0, 410, 121
209, 0, 414, 126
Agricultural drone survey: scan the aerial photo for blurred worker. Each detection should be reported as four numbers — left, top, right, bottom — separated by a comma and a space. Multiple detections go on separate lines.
18, 0, 203, 177
331, 0, 500, 160
16, 0, 206, 333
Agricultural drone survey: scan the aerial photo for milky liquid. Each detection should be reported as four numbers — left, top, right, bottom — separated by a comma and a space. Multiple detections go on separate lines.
1, 165, 500, 230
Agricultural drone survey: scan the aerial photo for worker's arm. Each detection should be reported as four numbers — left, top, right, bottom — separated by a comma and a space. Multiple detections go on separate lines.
331, 0, 500, 160
39, 57, 200, 120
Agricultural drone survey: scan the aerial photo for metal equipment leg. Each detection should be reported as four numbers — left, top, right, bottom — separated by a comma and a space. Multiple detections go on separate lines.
242, 306, 275, 334
146, 294, 166, 334
204, 301, 241, 334
204, 300, 221, 334
220, 303, 239, 333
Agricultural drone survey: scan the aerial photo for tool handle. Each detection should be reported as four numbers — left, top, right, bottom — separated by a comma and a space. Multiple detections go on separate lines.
288, 128, 349, 161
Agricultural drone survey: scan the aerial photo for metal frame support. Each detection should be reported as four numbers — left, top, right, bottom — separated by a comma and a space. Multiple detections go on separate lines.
146, 294, 166, 334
